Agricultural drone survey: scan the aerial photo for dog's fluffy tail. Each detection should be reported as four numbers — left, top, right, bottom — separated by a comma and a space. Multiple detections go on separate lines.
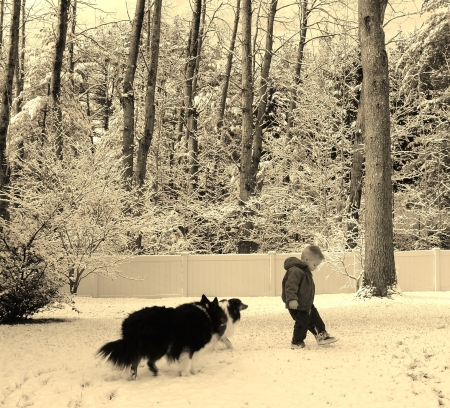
96, 339, 139, 369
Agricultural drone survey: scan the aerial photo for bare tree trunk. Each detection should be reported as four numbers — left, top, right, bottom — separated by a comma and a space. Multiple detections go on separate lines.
122, 0, 146, 186
184, 0, 202, 192
68, 267, 84, 295
85, 78, 90, 116
0, 0, 4, 57
41, 81, 51, 138
347, 82, 364, 249
68, 0, 77, 89
237, 0, 277, 253
217, 0, 240, 130
13, 0, 25, 114
146, 2, 151, 57
192, 0, 206, 95
251, 0, 262, 78
103, 58, 110, 130
134, 0, 162, 188
51, 0, 70, 160
176, 103, 184, 142
0, 0, 21, 222
286, 0, 308, 139
358, 0, 396, 296
239, 0, 253, 203
253, 0, 277, 192
238, 0, 257, 253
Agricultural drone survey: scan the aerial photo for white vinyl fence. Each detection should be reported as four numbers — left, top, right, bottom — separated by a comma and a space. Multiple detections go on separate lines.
70, 249, 450, 298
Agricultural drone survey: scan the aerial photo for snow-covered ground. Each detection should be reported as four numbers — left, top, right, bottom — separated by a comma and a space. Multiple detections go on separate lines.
1, 292, 449, 408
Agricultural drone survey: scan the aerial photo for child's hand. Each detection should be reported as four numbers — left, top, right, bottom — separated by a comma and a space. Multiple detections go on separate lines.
289, 300, 298, 309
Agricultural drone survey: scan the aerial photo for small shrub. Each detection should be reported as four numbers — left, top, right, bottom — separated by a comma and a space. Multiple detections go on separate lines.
0, 222, 67, 323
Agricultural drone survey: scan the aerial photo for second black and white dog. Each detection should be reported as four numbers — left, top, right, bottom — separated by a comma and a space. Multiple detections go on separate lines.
216, 298, 248, 349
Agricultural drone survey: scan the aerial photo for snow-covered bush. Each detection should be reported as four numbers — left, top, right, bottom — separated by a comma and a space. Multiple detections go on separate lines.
0, 219, 68, 323
7, 138, 142, 295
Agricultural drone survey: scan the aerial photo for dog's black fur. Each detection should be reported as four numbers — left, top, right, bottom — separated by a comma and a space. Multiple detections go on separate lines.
97, 295, 227, 379
218, 298, 248, 349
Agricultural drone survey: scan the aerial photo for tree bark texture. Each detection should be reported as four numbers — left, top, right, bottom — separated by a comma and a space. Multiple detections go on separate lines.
146, 2, 151, 57
184, 0, 202, 192
68, 0, 77, 89
41, 81, 51, 138
134, 0, 162, 188
103, 58, 111, 130
239, 0, 254, 204
217, 0, 240, 130
122, 0, 146, 186
177, 103, 184, 142
14, 0, 26, 114
51, 0, 70, 159
0, 0, 4, 56
191, 0, 206, 96
237, 0, 258, 253
347, 82, 365, 248
358, 0, 396, 295
286, 0, 308, 139
251, 1, 262, 78
253, 0, 277, 192
0, 0, 21, 222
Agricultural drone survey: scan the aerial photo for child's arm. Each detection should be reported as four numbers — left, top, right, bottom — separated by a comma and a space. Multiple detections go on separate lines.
285, 268, 304, 309
289, 300, 298, 309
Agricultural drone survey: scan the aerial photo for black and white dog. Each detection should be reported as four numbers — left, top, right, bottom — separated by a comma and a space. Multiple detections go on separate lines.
97, 295, 227, 379
216, 298, 248, 349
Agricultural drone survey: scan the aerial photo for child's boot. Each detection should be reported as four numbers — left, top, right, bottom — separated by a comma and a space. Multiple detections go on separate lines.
291, 340, 305, 349
315, 331, 338, 345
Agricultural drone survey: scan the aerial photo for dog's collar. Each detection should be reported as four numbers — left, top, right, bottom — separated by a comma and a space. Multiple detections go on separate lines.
195, 303, 227, 327
195, 304, 211, 322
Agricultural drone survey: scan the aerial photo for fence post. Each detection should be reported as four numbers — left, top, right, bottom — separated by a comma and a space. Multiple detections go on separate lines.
268, 251, 276, 296
433, 247, 441, 292
181, 252, 189, 297
93, 273, 99, 298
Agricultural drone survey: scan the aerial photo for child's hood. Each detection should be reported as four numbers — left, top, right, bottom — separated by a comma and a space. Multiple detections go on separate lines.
284, 256, 308, 271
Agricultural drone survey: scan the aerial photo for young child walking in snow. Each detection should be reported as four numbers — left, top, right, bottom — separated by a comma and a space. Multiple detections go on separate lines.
281, 245, 338, 349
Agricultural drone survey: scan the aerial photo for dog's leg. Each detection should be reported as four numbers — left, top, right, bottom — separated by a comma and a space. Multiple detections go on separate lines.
190, 352, 201, 374
130, 358, 140, 380
210, 334, 220, 352
147, 360, 158, 376
220, 336, 233, 349
178, 352, 192, 376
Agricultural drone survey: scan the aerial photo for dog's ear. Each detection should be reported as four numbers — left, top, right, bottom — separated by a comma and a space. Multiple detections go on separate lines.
212, 297, 219, 307
201, 294, 209, 305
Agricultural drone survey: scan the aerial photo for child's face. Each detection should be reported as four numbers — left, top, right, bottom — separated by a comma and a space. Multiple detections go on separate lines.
304, 255, 322, 272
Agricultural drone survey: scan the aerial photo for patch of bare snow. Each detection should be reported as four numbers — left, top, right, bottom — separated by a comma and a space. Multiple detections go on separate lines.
1, 292, 449, 407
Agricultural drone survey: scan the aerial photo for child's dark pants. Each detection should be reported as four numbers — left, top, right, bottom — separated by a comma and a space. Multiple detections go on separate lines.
288, 304, 325, 344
